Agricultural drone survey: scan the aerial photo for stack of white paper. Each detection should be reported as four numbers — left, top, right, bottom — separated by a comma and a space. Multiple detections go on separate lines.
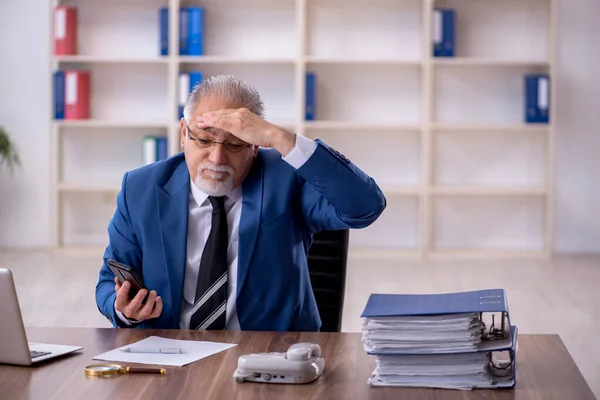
367, 350, 516, 390
362, 313, 485, 355
367, 352, 494, 390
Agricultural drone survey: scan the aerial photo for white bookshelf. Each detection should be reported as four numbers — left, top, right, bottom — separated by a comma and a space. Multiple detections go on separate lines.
49, 0, 556, 259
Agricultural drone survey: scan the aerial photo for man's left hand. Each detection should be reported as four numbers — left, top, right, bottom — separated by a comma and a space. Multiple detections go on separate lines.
196, 108, 296, 156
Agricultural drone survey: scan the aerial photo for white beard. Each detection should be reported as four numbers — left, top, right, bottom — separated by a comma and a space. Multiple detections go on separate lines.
194, 163, 235, 196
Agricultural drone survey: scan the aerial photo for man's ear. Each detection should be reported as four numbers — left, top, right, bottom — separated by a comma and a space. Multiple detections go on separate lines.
180, 118, 187, 148
252, 145, 259, 157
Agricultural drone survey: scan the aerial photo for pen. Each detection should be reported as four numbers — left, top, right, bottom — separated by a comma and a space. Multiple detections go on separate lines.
120, 347, 183, 354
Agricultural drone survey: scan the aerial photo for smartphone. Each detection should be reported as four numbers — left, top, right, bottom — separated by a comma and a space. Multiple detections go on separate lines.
107, 259, 148, 303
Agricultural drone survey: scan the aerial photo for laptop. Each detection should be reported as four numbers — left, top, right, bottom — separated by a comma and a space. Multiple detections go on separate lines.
0, 268, 83, 365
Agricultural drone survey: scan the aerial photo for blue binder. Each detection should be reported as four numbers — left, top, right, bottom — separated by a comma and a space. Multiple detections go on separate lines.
367, 326, 518, 389
361, 289, 508, 317
156, 137, 168, 160
525, 74, 550, 123
179, 8, 189, 55
433, 8, 455, 57
53, 70, 65, 120
361, 289, 514, 352
305, 72, 316, 121
187, 7, 204, 56
159, 7, 169, 56
179, 71, 203, 118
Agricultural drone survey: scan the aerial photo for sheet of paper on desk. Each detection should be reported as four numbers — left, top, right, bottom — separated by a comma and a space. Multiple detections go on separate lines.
92, 336, 237, 367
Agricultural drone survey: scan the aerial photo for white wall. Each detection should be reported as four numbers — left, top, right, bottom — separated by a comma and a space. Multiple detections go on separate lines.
0, 0, 599, 252
553, 0, 600, 253
0, 0, 51, 247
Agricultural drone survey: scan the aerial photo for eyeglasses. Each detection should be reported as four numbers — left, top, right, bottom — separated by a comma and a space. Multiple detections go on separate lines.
185, 124, 252, 154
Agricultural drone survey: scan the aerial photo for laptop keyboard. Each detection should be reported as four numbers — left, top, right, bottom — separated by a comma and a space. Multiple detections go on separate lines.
30, 350, 51, 359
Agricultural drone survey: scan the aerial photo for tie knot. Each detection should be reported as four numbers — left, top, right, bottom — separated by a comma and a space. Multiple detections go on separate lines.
208, 196, 226, 211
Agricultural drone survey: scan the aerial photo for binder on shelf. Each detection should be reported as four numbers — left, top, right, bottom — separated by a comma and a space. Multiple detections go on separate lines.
525, 74, 550, 123
142, 136, 168, 165
53, 71, 65, 120
361, 289, 518, 390
179, 8, 189, 55
53, 6, 77, 55
156, 137, 168, 160
179, 71, 203, 119
142, 136, 156, 166
64, 71, 90, 120
159, 7, 169, 56
433, 8, 455, 57
187, 7, 204, 56
305, 72, 316, 121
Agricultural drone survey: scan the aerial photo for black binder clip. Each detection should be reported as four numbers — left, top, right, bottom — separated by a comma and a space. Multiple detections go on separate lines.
480, 312, 508, 341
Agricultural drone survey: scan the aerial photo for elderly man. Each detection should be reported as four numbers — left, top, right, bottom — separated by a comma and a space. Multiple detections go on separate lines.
95, 75, 386, 332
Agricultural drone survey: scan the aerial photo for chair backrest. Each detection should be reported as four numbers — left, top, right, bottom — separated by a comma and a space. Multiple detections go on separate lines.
306, 229, 349, 332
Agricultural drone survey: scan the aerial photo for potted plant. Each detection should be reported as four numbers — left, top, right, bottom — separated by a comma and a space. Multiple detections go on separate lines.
0, 126, 20, 173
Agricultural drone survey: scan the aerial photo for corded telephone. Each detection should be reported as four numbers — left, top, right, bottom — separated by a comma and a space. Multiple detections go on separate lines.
233, 342, 325, 384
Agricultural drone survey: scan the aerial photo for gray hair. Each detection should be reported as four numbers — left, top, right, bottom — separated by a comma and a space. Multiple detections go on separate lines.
183, 75, 266, 124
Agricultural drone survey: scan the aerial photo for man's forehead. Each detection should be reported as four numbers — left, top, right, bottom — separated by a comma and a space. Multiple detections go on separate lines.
203, 126, 231, 137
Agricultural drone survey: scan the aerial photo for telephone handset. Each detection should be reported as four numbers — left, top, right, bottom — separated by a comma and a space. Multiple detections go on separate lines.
233, 342, 325, 384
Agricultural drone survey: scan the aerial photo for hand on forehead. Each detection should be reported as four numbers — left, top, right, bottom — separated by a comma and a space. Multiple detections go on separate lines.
201, 126, 231, 138
191, 106, 231, 137
191, 116, 232, 139
190, 105, 247, 141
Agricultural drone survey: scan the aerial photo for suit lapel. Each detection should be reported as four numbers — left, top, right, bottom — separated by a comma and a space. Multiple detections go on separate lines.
237, 156, 263, 298
156, 161, 190, 325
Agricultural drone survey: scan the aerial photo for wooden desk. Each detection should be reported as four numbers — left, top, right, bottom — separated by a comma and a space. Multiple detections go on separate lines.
0, 328, 595, 400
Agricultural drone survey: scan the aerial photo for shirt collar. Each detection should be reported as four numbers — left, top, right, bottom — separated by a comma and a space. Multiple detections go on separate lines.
189, 178, 242, 208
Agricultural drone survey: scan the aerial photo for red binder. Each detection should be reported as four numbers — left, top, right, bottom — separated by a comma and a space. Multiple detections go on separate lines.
65, 71, 91, 119
53, 6, 77, 55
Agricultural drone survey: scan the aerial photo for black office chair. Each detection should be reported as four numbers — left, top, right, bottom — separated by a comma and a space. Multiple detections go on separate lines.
306, 229, 349, 332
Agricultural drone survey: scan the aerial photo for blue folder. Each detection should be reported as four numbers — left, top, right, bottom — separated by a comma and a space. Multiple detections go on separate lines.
305, 72, 316, 121
179, 8, 189, 55
433, 8, 455, 57
361, 289, 514, 352
361, 288, 508, 318
156, 137, 168, 160
187, 7, 204, 56
159, 7, 169, 56
525, 74, 550, 123
53, 70, 65, 120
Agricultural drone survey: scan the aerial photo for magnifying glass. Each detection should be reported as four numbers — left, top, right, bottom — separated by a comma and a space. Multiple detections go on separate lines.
84, 363, 166, 377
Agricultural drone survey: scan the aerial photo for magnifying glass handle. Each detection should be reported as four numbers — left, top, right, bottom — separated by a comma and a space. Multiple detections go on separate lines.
126, 367, 167, 375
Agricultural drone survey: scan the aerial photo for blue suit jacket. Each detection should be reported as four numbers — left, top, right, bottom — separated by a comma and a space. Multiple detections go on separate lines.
95, 139, 386, 331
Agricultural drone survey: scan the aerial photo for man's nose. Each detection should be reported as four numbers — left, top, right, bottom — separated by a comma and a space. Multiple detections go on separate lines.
207, 143, 227, 164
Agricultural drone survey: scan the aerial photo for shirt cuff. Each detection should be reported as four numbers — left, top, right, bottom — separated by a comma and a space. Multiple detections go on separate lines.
115, 299, 133, 326
282, 134, 318, 169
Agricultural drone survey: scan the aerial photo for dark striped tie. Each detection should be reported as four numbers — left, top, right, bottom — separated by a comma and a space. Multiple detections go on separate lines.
189, 195, 228, 330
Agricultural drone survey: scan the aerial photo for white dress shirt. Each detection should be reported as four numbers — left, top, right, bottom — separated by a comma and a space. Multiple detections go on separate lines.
116, 134, 318, 329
